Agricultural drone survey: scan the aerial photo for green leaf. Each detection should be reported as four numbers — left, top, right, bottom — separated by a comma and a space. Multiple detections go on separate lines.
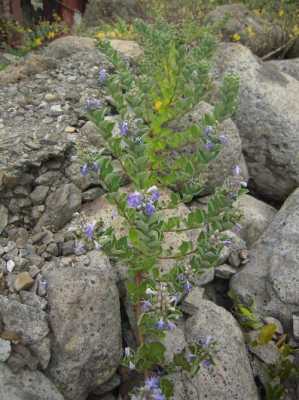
160, 378, 174, 399
257, 324, 277, 345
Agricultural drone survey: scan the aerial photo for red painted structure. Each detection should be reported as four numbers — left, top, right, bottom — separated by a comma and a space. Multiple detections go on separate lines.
8, 0, 87, 26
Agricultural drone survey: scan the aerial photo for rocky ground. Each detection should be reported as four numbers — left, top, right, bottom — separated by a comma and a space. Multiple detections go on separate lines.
0, 3, 299, 400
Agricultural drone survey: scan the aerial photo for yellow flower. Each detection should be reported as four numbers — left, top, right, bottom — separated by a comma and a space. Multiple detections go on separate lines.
47, 31, 55, 40
154, 100, 163, 112
96, 31, 106, 40
108, 31, 117, 38
232, 33, 241, 42
245, 26, 256, 38
278, 9, 284, 17
34, 37, 43, 47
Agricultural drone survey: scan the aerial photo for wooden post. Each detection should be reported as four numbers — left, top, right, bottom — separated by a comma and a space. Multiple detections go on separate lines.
60, 0, 83, 26
10, 0, 23, 24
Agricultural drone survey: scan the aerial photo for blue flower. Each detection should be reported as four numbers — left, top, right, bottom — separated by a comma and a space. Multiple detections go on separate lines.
75, 241, 86, 255
166, 321, 176, 331
145, 202, 156, 216
145, 376, 160, 390
85, 98, 102, 111
233, 165, 241, 176
204, 141, 214, 151
127, 192, 143, 208
155, 318, 166, 330
85, 222, 96, 240
184, 280, 192, 294
219, 134, 228, 144
141, 300, 152, 312
204, 126, 214, 136
99, 68, 107, 83
147, 186, 160, 202
92, 162, 100, 173
201, 335, 213, 348
202, 359, 212, 368
152, 389, 165, 400
119, 120, 129, 136
80, 163, 89, 176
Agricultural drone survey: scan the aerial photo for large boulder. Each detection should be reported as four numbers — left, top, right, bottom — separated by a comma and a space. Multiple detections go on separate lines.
205, 3, 287, 57
213, 43, 299, 203
0, 363, 65, 400
83, 0, 141, 25
231, 188, 299, 338
172, 300, 259, 400
234, 194, 277, 247
44, 251, 122, 400
267, 58, 299, 81
169, 101, 247, 195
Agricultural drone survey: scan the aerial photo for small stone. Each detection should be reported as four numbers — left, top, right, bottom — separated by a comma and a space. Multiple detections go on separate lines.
82, 187, 104, 202
228, 251, 241, 268
195, 268, 215, 286
65, 126, 76, 133
14, 272, 34, 292
30, 186, 49, 205
62, 241, 75, 256
50, 104, 63, 116
181, 287, 205, 316
215, 264, 237, 279
0, 338, 11, 362
29, 265, 40, 278
45, 93, 58, 102
293, 314, 299, 341
0, 205, 9, 234
6, 260, 15, 273
37, 277, 48, 297
46, 242, 59, 257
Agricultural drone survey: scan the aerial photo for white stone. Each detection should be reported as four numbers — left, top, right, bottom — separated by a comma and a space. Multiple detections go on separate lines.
0, 338, 11, 362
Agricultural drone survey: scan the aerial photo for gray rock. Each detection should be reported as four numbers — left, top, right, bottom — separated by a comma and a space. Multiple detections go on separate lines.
0, 295, 49, 345
110, 39, 143, 60
215, 263, 237, 279
205, 3, 287, 57
247, 331, 280, 365
213, 43, 299, 203
37, 183, 81, 231
0, 338, 11, 362
293, 314, 299, 341
0, 363, 65, 400
45, 36, 97, 59
231, 188, 299, 335
30, 186, 49, 205
180, 287, 205, 316
0, 204, 8, 234
174, 300, 259, 400
82, 187, 104, 202
169, 102, 246, 194
234, 194, 276, 247
268, 58, 299, 81
44, 251, 122, 400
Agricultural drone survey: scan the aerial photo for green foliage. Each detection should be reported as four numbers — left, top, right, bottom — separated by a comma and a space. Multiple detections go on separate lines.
81, 19, 244, 399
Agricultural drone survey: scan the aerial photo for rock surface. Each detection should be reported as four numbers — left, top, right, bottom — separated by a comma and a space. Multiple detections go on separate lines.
44, 251, 122, 400
231, 188, 299, 336
173, 299, 259, 400
214, 43, 299, 203
205, 4, 287, 57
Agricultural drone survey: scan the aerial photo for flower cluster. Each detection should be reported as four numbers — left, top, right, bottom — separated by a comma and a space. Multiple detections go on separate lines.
131, 376, 166, 400
127, 186, 160, 216
203, 125, 228, 151
99, 67, 107, 83
80, 162, 100, 177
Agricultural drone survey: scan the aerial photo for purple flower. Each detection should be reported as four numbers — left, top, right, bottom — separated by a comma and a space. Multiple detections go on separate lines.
152, 389, 165, 400
85, 98, 102, 111
155, 318, 166, 330
233, 223, 242, 233
204, 126, 214, 136
119, 120, 129, 136
80, 163, 89, 176
204, 141, 214, 151
223, 239, 232, 247
219, 134, 228, 144
184, 280, 192, 294
233, 165, 241, 176
167, 321, 176, 331
145, 202, 155, 216
147, 186, 160, 202
145, 376, 160, 390
39, 278, 48, 289
202, 359, 212, 368
141, 300, 152, 312
127, 192, 143, 208
201, 335, 213, 348
75, 241, 86, 255
99, 68, 107, 83
92, 162, 100, 173
85, 222, 96, 240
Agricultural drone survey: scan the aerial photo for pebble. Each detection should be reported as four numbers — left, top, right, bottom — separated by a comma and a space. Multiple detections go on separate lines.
65, 126, 76, 133
215, 264, 237, 279
50, 104, 63, 116
6, 260, 15, 273
14, 272, 34, 291
0, 338, 11, 362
